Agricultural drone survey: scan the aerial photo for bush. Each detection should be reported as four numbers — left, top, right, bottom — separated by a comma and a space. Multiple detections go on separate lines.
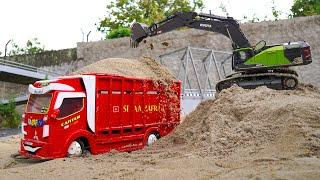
107, 27, 131, 39
0, 97, 21, 128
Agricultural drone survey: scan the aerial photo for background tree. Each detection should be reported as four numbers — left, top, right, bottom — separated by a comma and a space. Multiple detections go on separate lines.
9, 38, 45, 56
291, 0, 320, 17
271, 0, 282, 21
97, 0, 204, 39
0, 97, 20, 128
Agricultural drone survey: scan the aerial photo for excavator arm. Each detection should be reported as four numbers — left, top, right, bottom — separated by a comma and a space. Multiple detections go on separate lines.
130, 12, 251, 49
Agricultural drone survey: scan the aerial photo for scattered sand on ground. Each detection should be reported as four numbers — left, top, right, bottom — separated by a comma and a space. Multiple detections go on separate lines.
0, 84, 319, 179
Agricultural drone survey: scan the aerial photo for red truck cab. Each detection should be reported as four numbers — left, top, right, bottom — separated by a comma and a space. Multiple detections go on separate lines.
20, 74, 181, 159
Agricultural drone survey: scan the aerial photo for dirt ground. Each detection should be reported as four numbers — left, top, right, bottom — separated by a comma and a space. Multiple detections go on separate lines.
0, 84, 319, 180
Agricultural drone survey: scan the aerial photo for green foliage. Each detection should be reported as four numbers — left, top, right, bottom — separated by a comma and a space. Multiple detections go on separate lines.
97, 0, 204, 38
291, 0, 320, 17
9, 38, 45, 56
271, 0, 282, 21
107, 27, 131, 39
0, 97, 20, 128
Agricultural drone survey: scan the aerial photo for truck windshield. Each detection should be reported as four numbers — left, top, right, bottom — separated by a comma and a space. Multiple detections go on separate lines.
26, 94, 52, 114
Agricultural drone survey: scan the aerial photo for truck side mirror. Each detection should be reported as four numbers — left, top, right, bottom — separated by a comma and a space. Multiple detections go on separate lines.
50, 109, 60, 119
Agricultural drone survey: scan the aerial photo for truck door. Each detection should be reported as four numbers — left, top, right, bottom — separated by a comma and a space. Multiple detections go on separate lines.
52, 92, 86, 143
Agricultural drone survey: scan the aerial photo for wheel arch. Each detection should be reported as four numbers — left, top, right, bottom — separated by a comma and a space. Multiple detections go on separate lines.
63, 130, 94, 156
143, 127, 160, 146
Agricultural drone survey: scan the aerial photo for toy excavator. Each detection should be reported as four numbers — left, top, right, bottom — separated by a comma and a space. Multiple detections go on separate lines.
130, 12, 312, 92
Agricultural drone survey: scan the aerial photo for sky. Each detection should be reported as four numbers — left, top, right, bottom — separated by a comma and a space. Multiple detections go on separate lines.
0, 0, 294, 53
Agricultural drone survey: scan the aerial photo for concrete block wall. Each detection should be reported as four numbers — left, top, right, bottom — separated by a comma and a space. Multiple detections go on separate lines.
8, 48, 77, 67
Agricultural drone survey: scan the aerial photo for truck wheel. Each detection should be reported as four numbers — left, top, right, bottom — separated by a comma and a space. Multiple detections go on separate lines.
147, 134, 158, 146
67, 140, 84, 157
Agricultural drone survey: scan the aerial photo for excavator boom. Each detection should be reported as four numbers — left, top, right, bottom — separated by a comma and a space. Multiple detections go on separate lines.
131, 12, 251, 49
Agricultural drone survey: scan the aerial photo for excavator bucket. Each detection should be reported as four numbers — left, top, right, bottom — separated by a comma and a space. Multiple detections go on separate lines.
130, 22, 150, 48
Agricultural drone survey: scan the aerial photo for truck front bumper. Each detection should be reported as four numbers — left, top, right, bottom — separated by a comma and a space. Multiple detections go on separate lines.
19, 139, 63, 159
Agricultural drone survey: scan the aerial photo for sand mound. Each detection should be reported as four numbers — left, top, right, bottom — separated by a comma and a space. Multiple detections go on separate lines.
75, 57, 175, 83
162, 84, 320, 159
1, 85, 320, 179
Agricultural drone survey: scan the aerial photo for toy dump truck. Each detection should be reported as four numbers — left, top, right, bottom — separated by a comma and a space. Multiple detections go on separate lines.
19, 74, 181, 159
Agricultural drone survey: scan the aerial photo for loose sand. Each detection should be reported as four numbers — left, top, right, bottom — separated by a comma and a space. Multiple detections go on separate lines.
0, 84, 319, 179
74, 57, 175, 83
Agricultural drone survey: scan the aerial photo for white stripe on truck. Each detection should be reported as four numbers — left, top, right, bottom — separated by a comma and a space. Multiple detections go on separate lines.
28, 83, 75, 94
82, 75, 96, 133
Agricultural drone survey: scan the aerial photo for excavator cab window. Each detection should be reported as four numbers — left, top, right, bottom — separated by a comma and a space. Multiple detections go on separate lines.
233, 48, 254, 68
253, 40, 266, 54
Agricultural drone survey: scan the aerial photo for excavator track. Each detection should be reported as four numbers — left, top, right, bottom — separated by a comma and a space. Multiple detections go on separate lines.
216, 70, 299, 92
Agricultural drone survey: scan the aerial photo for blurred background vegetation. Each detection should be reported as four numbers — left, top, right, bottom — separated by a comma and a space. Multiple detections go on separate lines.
97, 0, 320, 39
0, 97, 20, 128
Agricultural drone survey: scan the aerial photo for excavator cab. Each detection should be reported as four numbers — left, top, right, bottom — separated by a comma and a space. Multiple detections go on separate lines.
232, 48, 255, 70
232, 40, 267, 70
253, 40, 267, 54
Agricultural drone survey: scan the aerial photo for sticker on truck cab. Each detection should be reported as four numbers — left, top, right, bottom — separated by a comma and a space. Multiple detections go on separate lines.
61, 115, 81, 127
28, 119, 45, 127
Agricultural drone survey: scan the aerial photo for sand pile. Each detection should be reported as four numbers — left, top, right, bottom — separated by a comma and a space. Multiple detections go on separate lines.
162, 84, 320, 159
75, 57, 175, 83
1, 85, 320, 179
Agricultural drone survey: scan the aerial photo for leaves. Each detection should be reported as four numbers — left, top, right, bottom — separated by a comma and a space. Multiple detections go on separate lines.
9, 38, 45, 56
291, 0, 320, 17
107, 27, 131, 39
0, 97, 20, 128
97, 0, 204, 38
271, 0, 282, 21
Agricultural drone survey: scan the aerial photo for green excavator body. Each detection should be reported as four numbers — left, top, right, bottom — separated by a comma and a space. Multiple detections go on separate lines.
233, 41, 312, 71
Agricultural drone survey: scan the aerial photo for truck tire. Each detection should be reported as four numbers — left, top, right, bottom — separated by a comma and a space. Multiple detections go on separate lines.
67, 140, 84, 157
147, 133, 158, 146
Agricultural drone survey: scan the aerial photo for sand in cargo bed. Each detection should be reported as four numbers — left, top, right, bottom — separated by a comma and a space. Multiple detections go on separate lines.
74, 57, 175, 83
